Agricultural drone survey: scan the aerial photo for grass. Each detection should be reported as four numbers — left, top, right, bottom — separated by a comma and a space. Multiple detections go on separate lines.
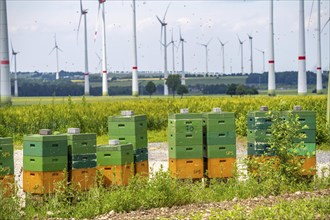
174, 196, 330, 219
1, 166, 330, 219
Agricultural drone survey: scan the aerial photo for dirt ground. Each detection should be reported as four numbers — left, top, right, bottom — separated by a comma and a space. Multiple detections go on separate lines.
95, 188, 330, 220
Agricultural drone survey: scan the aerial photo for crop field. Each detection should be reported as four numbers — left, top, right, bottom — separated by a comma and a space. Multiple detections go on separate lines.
1, 95, 329, 148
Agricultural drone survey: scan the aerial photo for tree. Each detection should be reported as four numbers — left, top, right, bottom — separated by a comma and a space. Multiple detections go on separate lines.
177, 85, 188, 98
226, 84, 237, 97
145, 81, 156, 97
166, 74, 181, 97
236, 84, 246, 96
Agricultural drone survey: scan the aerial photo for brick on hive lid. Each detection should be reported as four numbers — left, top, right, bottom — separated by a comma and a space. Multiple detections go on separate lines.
68, 128, 81, 134
109, 139, 120, 146
293, 105, 302, 111
213, 107, 222, 113
121, 110, 134, 116
180, 108, 189, 114
39, 129, 52, 135
259, 106, 269, 112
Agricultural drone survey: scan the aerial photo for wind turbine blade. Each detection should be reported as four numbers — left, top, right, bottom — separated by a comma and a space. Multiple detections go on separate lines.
156, 15, 162, 24
224, 41, 229, 45
58, 47, 63, 52
10, 40, 14, 54
236, 34, 241, 43
94, 3, 101, 41
49, 47, 56, 55
307, 0, 315, 31
207, 38, 212, 46
163, 3, 171, 20
179, 26, 182, 39
197, 43, 204, 47
80, 0, 83, 13
322, 18, 330, 32
77, 14, 83, 41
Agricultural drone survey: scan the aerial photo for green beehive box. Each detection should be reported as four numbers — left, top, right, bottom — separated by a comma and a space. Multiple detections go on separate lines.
204, 119, 236, 132
290, 143, 316, 156
68, 140, 96, 155
283, 111, 316, 130
248, 111, 279, 118
247, 129, 272, 143
0, 144, 14, 160
0, 137, 13, 145
70, 153, 97, 162
247, 142, 275, 156
24, 134, 68, 142
168, 119, 203, 134
168, 113, 202, 120
134, 148, 148, 162
205, 131, 236, 145
204, 145, 236, 158
70, 160, 97, 170
247, 117, 273, 130
23, 140, 68, 157
109, 134, 147, 149
23, 156, 67, 172
293, 130, 316, 143
67, 133, 96, 141
97, 144, 134, 166
0, 158, 14, 175
168, 132, 203, 146
108, 121, 147, 136
108, 114, 147, 122
169, 145, 203, 159
248, 142, 271, 151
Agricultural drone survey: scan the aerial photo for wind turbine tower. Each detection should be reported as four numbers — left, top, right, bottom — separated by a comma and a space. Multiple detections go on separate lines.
256, 49, 265, 73
268, 0, 276, 96
178, 29, 186, 85
298, 0, 307, 95
156, 4, 170, 96
0, 0, 11, 104
132, 0, 139, 97
11, 42, 19, 97
170, 29, 176, 75
95, 0, 108, 96
316, 0, 322, 94
49, 35, 63, 80
237, 36, 245, 75
198, 39, 212, 76
248, 35, 253, 74
77, 0, 90, 96
218, 39, 227, 75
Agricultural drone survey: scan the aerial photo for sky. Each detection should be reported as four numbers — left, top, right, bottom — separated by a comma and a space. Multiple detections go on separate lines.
6, 0, 330, 74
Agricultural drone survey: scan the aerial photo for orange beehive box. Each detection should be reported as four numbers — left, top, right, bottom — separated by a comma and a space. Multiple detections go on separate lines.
169, 158, 204, 179
0, 175, 15, 197
97, 165, 133, 186
206, 158, 236, 178
134, 160, 149, 177
69, 168, 96, 191
296, 156, 316, 176
23, 171, 67, 194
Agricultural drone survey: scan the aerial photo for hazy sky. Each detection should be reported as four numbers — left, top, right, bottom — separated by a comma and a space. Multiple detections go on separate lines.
7, 0, 330, 74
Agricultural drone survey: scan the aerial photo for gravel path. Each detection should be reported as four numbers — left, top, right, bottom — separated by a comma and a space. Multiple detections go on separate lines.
13, 141, 330, 202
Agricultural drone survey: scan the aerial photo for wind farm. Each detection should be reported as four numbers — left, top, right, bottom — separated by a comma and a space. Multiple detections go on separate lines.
1, 0, 330, 101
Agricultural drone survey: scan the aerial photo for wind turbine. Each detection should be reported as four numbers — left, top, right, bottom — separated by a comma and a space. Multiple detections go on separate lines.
268, 0, 276, 96
11, 42, 19, 97
248, 34, 253, 74
131, 0, 139, 97
0, 0, 11, 104
95, 0, 108, 96
197, 39, 212, 76
49, 35, 63, 80
316, 0, 322, 94
298, 0, 307, 95
217, 38, 228, 75
325, 0, 330, 124
156, 3, 171, 96
178, 28, 187, 85
169, 29, 176, 75
237, 35, 245, 75
77, 0, 90, 96
95, 53, 102, 72
255, 48, 265, 73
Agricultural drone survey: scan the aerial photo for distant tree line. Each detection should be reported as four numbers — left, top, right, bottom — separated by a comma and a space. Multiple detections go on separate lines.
246, 71, 328, 86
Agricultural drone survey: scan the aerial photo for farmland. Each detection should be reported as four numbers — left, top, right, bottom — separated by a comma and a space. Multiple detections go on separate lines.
1, 95, 329, 148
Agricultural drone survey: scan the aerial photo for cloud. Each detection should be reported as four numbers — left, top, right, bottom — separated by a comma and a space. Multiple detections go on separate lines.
137, 17, 153, 31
